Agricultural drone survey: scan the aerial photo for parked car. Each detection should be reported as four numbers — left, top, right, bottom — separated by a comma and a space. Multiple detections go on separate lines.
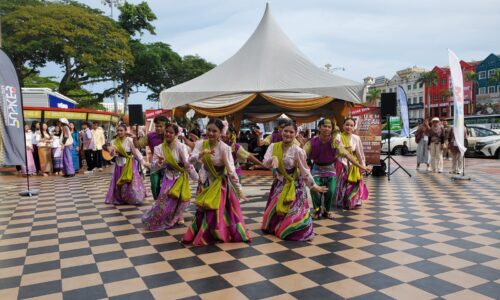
381, 127, 418, 155
468, 126, 500, 158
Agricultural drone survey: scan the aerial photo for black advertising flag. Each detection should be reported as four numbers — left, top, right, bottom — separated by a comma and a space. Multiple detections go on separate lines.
0, 49, 26, 166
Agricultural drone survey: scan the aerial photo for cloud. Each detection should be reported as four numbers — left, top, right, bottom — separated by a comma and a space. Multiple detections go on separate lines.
40, 0, 500, 108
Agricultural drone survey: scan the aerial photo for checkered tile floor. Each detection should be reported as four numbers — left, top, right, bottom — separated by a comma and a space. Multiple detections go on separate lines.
0, 158, 499, 299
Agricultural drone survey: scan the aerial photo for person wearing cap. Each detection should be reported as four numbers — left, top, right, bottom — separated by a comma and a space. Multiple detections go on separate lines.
59, 118, 75, 177
427, 117, 445, 173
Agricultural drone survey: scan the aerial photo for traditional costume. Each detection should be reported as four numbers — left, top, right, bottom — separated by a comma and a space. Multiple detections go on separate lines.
261, 142, 316, 241
105, 137, 147, 205
335, 132, 369, 209
21, 131, 37, 175
142, 139, 198, 230
183, 140, 251, 246
304, 131, 340, 218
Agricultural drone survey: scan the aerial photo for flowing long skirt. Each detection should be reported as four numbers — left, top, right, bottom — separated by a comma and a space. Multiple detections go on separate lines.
183, 177, 251, 246
142, 175, 190, 231
33, 145, 40, 172
62, 146, 75, 176
105, 160, 147, 205
21, 148, 37, 175
38, 147, 52, 173
52, 148, 63, 171
336, 164, 369, 210
416, 138, 430, 165
71, 147, 80, 172
261, 178, 314, 241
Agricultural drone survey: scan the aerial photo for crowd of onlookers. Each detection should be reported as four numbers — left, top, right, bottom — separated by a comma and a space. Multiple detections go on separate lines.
20, 119, 109, 177
415, 117, 466, 175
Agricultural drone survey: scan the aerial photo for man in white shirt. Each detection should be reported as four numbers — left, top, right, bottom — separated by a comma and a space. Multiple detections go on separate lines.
92, 122, 106, 171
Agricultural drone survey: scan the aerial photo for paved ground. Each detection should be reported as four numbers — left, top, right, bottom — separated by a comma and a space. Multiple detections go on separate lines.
0, 156, 499, 299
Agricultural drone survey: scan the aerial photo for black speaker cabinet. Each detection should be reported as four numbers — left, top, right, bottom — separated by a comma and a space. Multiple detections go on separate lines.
381, 93, 397, 116
128, 104, 144, 125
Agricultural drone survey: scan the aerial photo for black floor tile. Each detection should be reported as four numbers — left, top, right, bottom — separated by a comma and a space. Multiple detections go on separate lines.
354, 272, 402, 290
94, 250, 127, 262
291, 286, 342, 300
129, 253, 165, 266
209, 260, 248, 274
226, 247, 261, 259
310, 254, 350, 267
63, 285, 107, 300
187, 276, 232, 294
357, 257, 398, 271
254, 264, 295, 279
411, 277, 462, 296
302, 267, 347, 285
143, 272, 183, 289
471, 282, 500, 299
109, 290, 154, 300
100, 267, 140, 284
406, 260, 453, 276
18, 280, 62, 299
61, 263, 99, 278
23, 260, 61, 274
238, 280, 285, 299
267, 250, 304, 263
169, 256, 205, 270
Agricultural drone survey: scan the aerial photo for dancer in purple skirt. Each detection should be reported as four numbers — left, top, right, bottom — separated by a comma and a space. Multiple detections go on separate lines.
142, 123, 198, 230
105, 124, 148, 205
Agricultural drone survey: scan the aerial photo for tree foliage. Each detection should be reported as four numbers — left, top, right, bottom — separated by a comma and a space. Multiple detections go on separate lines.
366, 88, 382, 105
118, 1, 157, 36
2, 2, 133, 95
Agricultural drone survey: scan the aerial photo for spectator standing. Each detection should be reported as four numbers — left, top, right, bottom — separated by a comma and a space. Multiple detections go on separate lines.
21, 123, 37, 176
38, 123, 53, 176
427, 117, 445, 173
92, 122, 106, 171
415, 119, 431, 171
81, 122, 95, 173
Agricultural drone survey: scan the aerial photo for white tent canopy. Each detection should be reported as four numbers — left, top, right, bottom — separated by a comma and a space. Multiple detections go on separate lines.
160, 3, 366, 113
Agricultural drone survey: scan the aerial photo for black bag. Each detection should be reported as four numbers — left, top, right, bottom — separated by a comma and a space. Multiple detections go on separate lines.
371, 160, 387, 176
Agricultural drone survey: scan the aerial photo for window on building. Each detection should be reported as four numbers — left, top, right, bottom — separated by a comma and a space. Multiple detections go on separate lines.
488, 86, 496, 94
413, 83, 417, 89
389, 88, 393, 93
442, 95, 447, 101
434, 95, 438, 100
407, 84, 411, 90
441, 79, 446, 85
479, 71, 486, 79
488, 69, 496, 78
419, 83, 423, 88
479, 87, 486, 95
419, 96, 423, 103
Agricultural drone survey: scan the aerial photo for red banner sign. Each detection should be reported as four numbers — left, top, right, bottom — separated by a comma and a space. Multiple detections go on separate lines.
350, 107, 382, 165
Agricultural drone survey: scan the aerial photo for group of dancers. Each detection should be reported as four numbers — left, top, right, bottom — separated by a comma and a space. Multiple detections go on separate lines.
103, 116, 370, 246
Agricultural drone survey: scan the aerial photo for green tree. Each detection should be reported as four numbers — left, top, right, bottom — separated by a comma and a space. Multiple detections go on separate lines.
0, 0, 43, 15
2, 3, 133, 96
417, 71, 438, 118
366, 88, 382, 106
118, 1, 157, 36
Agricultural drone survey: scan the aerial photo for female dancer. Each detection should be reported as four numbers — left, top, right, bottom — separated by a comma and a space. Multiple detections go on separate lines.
105, 124, 148, 205
51, 125, 63, 175
37, 123, 52, 176
336, 118, 370, 210
69, 122, 80, 173
21, 123, 37, 176
142, 123, 198, 230
183, 119, 251, 246
261, 119, 328, 241
304, 119, 369, 219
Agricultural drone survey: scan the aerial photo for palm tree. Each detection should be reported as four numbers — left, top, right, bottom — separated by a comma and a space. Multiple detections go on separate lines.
417, 71, 438, 118
465, 71, 477, 114
366, 88, 382, 106
440, 89, 453, 118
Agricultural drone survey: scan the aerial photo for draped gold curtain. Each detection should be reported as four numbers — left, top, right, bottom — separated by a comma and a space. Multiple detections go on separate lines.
188, 93, 257, 117
260, 93, 333, 111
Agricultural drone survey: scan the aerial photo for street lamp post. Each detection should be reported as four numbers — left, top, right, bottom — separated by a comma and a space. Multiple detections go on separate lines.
102, 0, 123, 114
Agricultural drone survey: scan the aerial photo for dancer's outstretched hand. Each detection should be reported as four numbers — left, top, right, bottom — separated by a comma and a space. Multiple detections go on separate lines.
312, 185, 328, 194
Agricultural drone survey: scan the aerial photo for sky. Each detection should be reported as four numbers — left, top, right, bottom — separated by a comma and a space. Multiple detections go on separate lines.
42, 0, 500, 110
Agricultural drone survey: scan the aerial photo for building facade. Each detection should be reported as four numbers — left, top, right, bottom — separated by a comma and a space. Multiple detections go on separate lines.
427, 60, 479, 119
102, 102, 124, 113
475, 53, 500, 115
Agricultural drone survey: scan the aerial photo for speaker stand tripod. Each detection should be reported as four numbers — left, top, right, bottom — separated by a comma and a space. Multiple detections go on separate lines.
382, 115, 411, 181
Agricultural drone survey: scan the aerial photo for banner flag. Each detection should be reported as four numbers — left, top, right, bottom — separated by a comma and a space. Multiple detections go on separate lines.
448, 49, 467, 156
0, 49, 25, 166
397, 85, 410, 137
